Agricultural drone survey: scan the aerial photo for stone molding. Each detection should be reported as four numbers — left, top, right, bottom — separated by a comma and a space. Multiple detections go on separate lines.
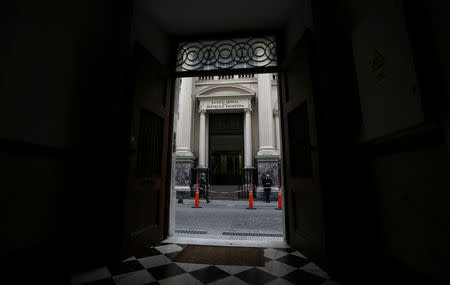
175, 154, 196, 163
174, 185, 191, 192
255, 153, 281, 162
196, 84, 255, 97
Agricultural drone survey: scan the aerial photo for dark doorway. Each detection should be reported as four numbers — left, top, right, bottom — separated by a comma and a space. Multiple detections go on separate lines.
211, 151, 242, 185
209, 113, 243, 185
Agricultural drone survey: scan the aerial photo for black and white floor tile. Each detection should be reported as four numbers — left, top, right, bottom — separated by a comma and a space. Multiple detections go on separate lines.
71, 242, 341, 285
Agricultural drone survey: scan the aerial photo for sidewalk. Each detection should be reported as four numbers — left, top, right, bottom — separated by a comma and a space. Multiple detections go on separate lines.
175, 198, 284, 241
178, 199, 280, 209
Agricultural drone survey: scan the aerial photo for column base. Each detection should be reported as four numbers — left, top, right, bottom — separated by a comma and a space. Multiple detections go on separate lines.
256, 154, 281, 191
256, 148, 277, 156
174, 186, 193, 199
255, 186, 280, 201
176, 150, 195, 157
175, 155, 195, 199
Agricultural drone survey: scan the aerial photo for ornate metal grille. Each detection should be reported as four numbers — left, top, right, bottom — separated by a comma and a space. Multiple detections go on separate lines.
176, 36, 277, 73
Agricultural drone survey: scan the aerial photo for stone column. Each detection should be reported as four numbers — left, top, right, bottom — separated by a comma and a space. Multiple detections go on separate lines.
257, 73, 275, 155
205, 114, 209, 168
176, 77, 194, 156
198, 110, 206, 168
273, 109, 281, 151
175, 78, 195, 199
244, 108, 253, 167
256, 74, 279, 201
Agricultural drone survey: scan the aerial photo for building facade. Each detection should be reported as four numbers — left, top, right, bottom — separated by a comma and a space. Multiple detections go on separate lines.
174, 73, 281, 200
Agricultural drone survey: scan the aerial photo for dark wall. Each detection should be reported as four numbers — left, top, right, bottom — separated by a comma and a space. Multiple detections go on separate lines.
370, 139, 450, 278
306, 0, 450, 284
417, 1, 450, 154
0, 0, 134, 282
306, 2, 369, 283
0, 144, 68, 255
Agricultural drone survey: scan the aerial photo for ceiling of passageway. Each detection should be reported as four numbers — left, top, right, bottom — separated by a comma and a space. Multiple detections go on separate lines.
135, 0, 303, 35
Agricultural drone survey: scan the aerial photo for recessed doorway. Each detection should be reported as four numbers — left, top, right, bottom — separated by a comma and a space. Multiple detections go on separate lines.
168, 73, 286, 247
209, 112, 244, 186
210, 151, 242, 185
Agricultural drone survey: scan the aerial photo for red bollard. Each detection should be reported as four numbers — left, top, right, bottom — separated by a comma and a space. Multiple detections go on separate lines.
276, 184, 282, 210
192, 182, 202, 208
247, 182, 256, 210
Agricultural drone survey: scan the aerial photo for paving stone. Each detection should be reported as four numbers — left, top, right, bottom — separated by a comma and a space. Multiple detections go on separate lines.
175, 199, 284, 241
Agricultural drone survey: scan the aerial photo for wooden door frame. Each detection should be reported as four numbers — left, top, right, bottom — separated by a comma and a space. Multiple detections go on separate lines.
277, 72, 290, 243
163, 77, 176, 238
277, 28, 329, 269
120, 42, 176, 259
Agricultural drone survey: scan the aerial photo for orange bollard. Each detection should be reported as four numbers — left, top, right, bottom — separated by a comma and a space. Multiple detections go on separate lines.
192, 182, 202, 208
276, 184, 282, 210
247, 182, 256, 210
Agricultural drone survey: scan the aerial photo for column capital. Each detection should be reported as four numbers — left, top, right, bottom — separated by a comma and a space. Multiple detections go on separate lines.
273, 109, 280, 116
244, 107, 252, 113
199, 109, 207, 114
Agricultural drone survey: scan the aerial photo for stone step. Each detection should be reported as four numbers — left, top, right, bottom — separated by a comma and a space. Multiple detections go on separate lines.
209, 185, 239, 200
209, 194, 238, 200
210, 185, 238, 192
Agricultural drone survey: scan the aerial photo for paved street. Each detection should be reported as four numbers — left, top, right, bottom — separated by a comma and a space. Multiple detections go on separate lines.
175, 199, 284, 241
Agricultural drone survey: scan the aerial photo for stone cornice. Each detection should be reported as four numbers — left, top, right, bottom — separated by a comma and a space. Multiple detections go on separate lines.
196, 79, 257, 86
197, 93, 255, 99
195, 84, 256, 98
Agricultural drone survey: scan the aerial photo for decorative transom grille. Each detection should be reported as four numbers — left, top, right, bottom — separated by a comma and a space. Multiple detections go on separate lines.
176, 36, 277, 72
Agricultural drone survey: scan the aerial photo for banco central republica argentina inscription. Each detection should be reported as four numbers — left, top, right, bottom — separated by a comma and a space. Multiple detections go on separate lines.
206, 99, 245, 109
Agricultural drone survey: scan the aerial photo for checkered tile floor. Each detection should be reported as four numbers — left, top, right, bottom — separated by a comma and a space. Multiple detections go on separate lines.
71, 242, 341, 285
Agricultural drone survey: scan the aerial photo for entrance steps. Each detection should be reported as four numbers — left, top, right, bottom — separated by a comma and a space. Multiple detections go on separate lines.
209, 185, 239, 200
